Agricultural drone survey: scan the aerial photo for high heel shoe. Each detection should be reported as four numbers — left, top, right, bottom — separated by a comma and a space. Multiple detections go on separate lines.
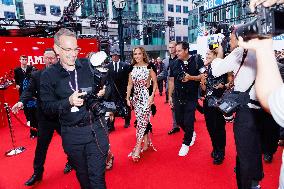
141, 142, 157, 153
128, 148, 141, 163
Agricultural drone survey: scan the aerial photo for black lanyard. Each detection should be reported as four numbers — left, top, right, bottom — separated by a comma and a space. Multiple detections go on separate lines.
68, 69, 78, 92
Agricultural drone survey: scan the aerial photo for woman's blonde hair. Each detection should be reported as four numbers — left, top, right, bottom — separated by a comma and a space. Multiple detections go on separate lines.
131, 47, 149, 66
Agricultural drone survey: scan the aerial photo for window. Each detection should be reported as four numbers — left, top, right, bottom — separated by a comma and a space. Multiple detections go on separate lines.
4, 11, 16, 19
2, 0, 13, 5
176, 36, 182, 42
176, 17, 181, 24
168, 16, 174, 21
183, 0, 188, 1
176, 5, 181, 13
183, 6, 188, 13
183, 18, 188, 25
183, 36, 188, 42
168, 4, 174, 12
50, 5, 61, 16
34, 4, 46, 15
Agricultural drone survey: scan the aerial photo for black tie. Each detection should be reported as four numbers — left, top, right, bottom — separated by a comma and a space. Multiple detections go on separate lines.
114, 63, 117, 72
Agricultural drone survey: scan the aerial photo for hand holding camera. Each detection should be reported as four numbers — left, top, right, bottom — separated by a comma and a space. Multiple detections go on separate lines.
69, 90, 87, 107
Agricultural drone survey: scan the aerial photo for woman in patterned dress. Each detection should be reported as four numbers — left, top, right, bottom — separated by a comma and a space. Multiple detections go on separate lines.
126, 47, 158, 162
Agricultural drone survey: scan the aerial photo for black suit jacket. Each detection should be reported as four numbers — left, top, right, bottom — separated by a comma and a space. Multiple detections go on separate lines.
20, 70, 58, 123
105, 61, 130, 100
14, 65, 34, 94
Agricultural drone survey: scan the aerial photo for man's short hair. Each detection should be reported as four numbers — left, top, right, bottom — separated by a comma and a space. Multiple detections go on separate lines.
177, 41, 189, 51
169, 41, 177, 46
20, 55, 27, 59
44, 48, 56, 54
54, 28, 76, 46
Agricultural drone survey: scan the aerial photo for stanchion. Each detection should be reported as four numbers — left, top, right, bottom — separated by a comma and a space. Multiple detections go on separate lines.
3, 103, 26, 157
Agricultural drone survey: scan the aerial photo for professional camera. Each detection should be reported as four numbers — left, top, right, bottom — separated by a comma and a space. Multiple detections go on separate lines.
208, 24, 231, 54
177, 55, 206, 81
236, 5, 284, 41
81, 51, 116, 116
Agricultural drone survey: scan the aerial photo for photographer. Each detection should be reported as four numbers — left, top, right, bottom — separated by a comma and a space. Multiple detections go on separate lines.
168, 41, 204, 157
200, 49, 227, 165
238, 1, 284, 188
40, 28, 109, 189
211, 27, 279, 189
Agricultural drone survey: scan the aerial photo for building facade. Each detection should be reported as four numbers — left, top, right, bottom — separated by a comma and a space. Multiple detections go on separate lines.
188, 0, 251, 43
0, 0, 17, 19
165, 0, 192, 43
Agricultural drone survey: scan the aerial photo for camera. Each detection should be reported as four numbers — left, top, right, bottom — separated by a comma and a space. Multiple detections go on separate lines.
236, 5, 284, 41
208, 24, 231, 54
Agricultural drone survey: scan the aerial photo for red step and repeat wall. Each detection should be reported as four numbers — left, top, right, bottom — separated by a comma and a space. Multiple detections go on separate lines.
0, 37, 99, 127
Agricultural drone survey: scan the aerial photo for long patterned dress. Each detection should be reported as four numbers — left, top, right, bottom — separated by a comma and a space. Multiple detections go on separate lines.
131, 66, 151, 142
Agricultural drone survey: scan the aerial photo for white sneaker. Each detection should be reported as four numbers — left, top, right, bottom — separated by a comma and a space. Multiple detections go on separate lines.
190, 131, 196, 146
27, 121, 30, 127
178, 144, 189, 156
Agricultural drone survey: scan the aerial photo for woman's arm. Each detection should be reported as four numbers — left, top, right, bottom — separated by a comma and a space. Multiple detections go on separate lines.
148, 69, 158, 106
126, 72, 133, 106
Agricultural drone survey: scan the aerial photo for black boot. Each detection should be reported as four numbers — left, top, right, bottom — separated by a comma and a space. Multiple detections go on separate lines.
63, 162, 73, 174
24, 173, 42, 186
213, 151, 225, 165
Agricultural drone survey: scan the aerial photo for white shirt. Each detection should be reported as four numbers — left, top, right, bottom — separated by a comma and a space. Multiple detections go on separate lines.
113, 60, 120, 72
268, 85, 284, 127
211, 47, 260, 108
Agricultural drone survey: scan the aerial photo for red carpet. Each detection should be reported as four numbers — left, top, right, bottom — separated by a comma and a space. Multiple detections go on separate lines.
0, 89, 282, 189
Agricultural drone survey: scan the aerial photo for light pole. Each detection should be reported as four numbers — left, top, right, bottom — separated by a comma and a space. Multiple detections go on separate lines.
113, 0, 126, 61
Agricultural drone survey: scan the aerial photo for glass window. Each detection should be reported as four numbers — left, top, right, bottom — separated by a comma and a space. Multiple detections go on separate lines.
183, 0, 188, 1
50, 5, 61, 16
4, 11, 16, 19
2, 0, 13, 5
176, 5, 181, 13
183, 36, 188, 42
176, 17, 181, 25
183, 18, 188, 25
34, 4, 46, 15
168, 16, 174, 21
183, 6, 188, 13
176, 36, 182, 42
168, 4, 174, 12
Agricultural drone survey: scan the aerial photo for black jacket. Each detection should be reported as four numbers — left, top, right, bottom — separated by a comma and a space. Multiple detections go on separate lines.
105, 61, 130, 100
40, 60, 96, 127
14, 65, 34, 94
20, 70, 58, 123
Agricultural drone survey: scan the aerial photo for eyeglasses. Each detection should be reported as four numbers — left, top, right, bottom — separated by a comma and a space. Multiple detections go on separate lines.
56, 44, 81, 53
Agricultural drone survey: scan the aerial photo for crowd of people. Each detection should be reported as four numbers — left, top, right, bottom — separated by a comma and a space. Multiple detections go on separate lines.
7, 0, 284, 188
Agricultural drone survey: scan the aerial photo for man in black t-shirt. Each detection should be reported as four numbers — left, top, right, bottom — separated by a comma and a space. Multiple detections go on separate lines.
168, 41, 204, 156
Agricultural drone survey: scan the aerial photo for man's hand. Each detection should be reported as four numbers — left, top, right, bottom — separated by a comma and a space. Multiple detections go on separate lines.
69, 90, 86, 106
182, 73, 191, 82
238, 36, 273, 51
169, 96, 174, 109
214, 83, 225, 89
15, 85, 20, 90
126, 99, 131, 107
97, 86, 106, 97
249, 0, 284, 12
11, 102, 24, 114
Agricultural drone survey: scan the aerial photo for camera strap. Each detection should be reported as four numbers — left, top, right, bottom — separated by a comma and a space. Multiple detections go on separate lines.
234, 49, 248, 80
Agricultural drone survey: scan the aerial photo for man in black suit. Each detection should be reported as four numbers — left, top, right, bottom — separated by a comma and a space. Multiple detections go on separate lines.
105, 49, 131, 130
12, 49, 73, 186
14, 55, 35, 125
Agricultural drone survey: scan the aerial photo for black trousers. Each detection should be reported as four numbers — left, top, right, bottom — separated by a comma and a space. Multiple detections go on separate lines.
173, 99, 197, 146
157, 79, 164, 94
203, 99, 226, 153
33, 120, 61, 175
26, 107, 38, 137
62, 119, 109, 189
234, 107, 279, 189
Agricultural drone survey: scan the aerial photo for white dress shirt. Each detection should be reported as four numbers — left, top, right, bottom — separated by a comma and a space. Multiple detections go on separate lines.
211, 47, 260, 109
